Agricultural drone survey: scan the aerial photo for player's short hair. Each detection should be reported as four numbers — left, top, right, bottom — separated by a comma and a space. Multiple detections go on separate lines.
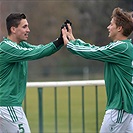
111, 7, 133, 37
6, 13, 26, 35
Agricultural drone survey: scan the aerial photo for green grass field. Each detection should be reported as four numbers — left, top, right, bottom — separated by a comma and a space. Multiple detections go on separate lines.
24, 86, 106, 133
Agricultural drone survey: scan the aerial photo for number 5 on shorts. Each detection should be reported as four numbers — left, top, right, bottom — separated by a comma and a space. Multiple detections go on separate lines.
19, 124, 25, 133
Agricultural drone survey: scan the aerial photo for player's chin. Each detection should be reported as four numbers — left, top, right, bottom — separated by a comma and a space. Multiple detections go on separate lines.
23, 37, 28, 41
108, 33, 111, 38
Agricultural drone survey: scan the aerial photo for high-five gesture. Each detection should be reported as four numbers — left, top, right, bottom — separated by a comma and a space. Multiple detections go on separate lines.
61, 20, 75, 45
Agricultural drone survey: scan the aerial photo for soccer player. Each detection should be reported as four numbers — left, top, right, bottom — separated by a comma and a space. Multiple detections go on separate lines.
0, 13, 63, 133
62, 7, 133, 133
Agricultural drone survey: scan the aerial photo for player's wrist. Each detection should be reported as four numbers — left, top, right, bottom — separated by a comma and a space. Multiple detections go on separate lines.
53, 37, 63, 48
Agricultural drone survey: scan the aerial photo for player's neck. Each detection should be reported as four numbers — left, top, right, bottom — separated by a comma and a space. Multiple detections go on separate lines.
113, 34, 127, 42
7, 35, 20, 44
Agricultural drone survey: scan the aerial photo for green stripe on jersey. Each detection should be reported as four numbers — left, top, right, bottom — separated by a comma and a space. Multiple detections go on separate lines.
116, 110, 124, 123
7, 106, 18, 122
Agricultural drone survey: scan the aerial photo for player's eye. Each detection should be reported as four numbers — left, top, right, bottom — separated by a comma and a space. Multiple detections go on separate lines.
23, 25, 28, 28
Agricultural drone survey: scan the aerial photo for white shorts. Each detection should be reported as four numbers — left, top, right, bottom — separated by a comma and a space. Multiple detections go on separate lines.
0, 106, 31, 133
100, 109, 133, 133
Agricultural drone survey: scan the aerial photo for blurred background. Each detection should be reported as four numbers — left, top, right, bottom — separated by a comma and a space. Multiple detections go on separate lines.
0, 0, 133, 81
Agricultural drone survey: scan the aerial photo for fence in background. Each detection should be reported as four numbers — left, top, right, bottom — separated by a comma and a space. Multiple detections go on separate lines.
25, 80, 105, 133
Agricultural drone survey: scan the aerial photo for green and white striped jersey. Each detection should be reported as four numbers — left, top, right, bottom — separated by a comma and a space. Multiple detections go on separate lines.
67, 39, 133, 114
0, 38, 61, 106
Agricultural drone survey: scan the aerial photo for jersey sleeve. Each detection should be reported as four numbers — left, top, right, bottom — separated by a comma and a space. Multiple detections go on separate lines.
67, 39, 130, 64
0, 41, 61, 62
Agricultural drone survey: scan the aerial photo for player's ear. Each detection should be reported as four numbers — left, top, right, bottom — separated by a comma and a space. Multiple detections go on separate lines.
117, 26, 123, 32
10, 26, 16, 34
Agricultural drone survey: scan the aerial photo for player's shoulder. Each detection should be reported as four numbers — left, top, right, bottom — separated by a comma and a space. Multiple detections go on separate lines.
110, 40, 130, 49
0, 37, 16, 46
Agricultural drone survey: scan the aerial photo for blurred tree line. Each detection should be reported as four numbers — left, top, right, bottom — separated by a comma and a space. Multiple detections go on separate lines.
0, 0, 133, 81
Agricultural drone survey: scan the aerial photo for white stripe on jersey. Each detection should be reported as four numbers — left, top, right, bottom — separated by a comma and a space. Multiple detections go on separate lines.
67, 40, 127, 52
67, 40, 129, 59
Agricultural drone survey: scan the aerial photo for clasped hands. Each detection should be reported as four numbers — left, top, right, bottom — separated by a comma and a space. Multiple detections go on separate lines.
61, 20, 75, 45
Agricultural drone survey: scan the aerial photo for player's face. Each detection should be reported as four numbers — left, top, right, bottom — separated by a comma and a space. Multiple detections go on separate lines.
107, 18, 118, 41
12, 19, 30, 43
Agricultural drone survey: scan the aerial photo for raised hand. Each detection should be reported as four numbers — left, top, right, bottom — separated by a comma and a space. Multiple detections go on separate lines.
64, 19, 72, 31
62, 26, 69, 45
66, 23, 75, 41
61, 20, 75, 45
